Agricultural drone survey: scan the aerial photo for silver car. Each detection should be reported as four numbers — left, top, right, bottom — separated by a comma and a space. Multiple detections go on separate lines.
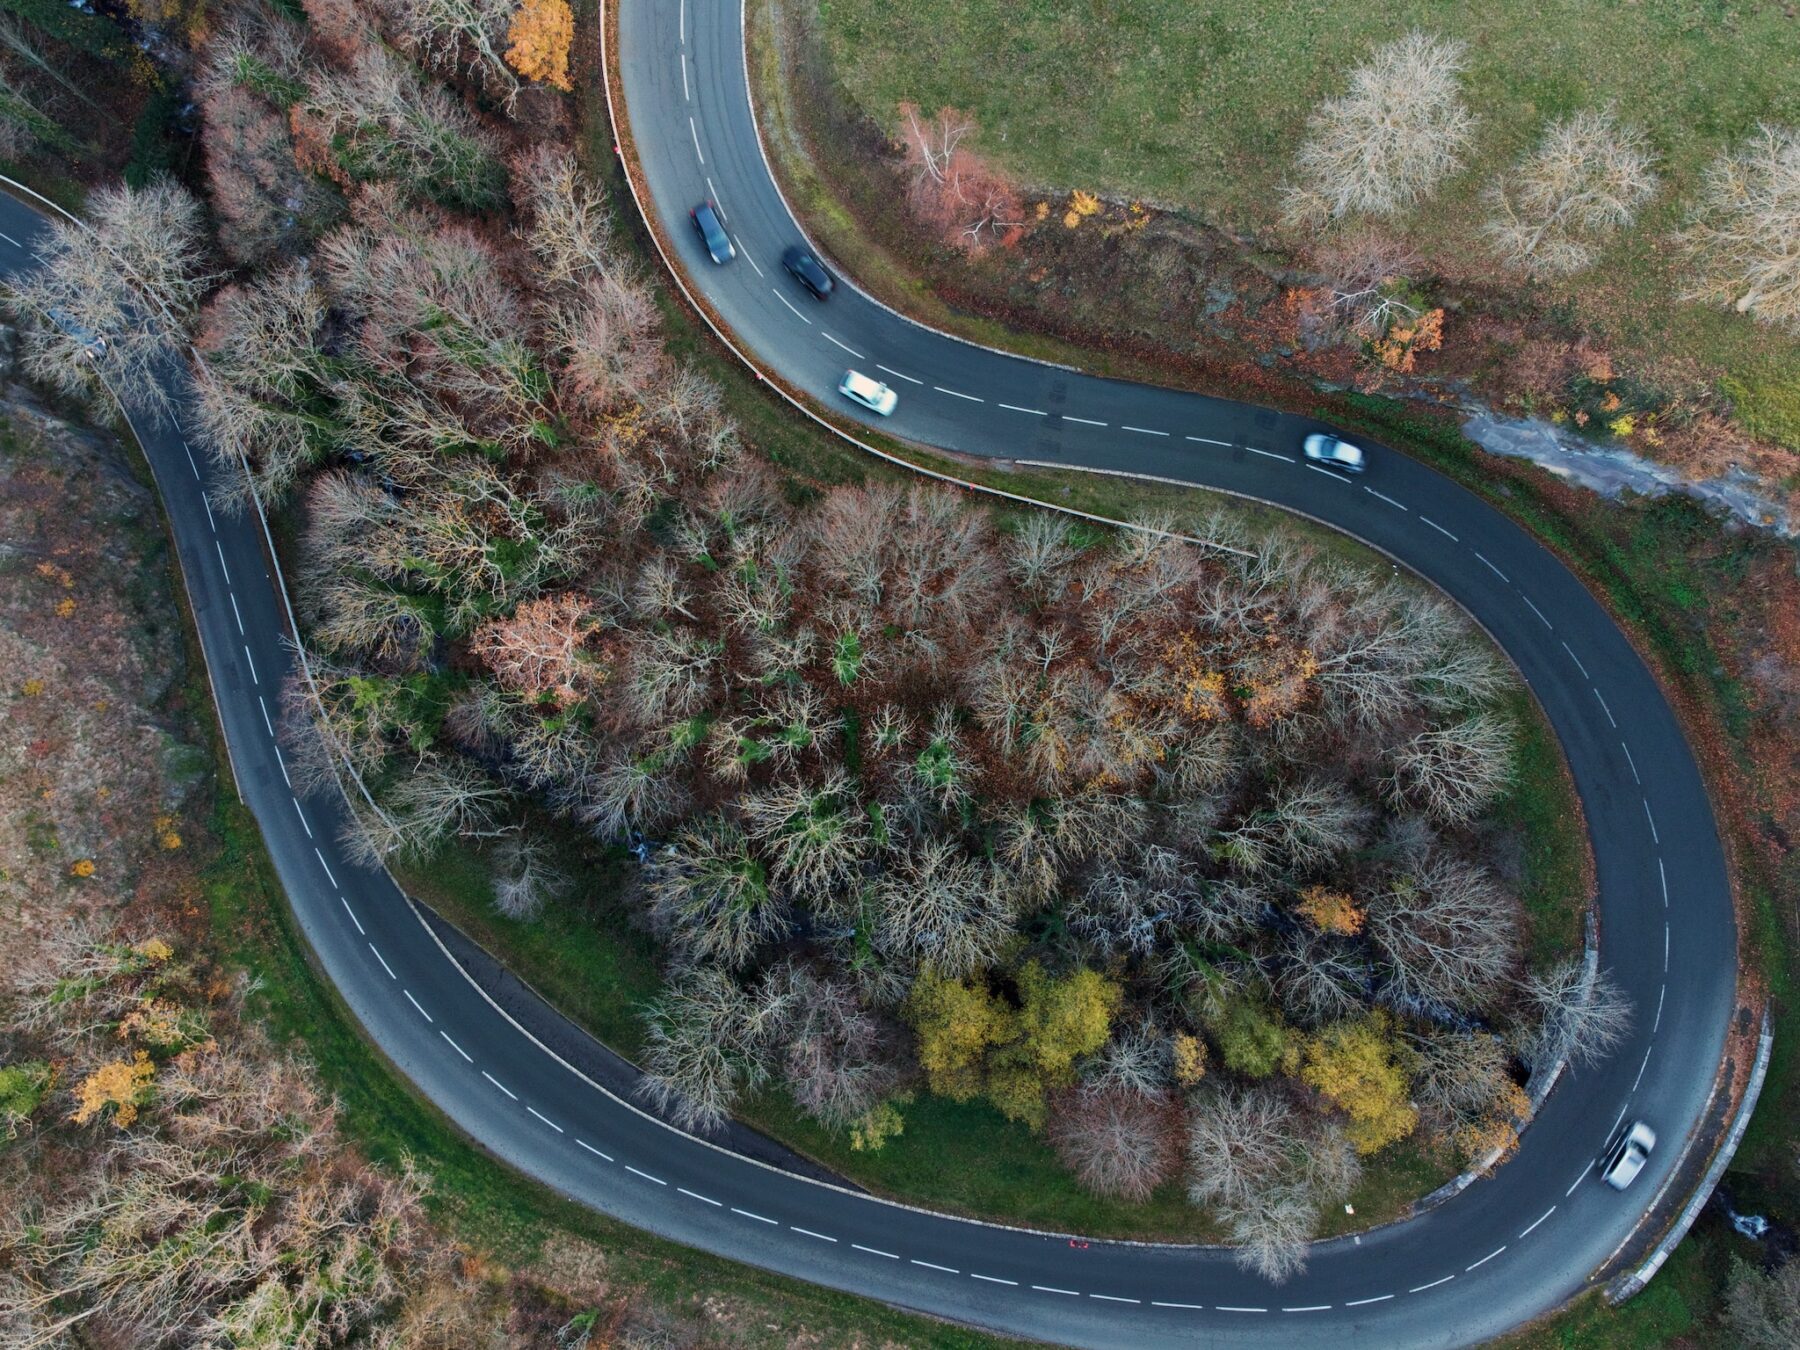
1601, 1120, 1656, 1190
839, 369, 897, 416
1303, 432, 1366, 474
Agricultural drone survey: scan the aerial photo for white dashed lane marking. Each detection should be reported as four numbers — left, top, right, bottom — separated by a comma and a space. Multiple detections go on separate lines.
1284, 1305, 1331, 1312
1420, 515, 1458, 542
1062, 414, 1107, 427
1643, 798, 1660, 844
1216, 1304, 1267, 1313
1567, 1173, 1586, 1197
853, 1244, 899, 1259
1467, 1246, 1505, 1271
791, 1226, 836, 1243
1410, 1275, 1455, 1293
733, 1207, 777, 1224
688, 116, 703, 164
999, 402, 1046, 415
404, 990, 432, 1022
242, 645, 258, 685
1185, 434, 1232, 447
1623, 741, 1642, 784
706, 179, 724, 219
679, 1187, 721, 1206
876, 363, 923, 384
1306, 463, 1349, 481
911, 1260, 959, 1275
527, 1106, 564, 1134
1033, 1285, 1079, 1296
292, 797, 312, 838
1654, 983, 1666, 1032
1594, 687, 1618, 728
441, 1030, 473, 1063
215, 539, 232, 582
680, 55, 689, 101
773, 290, 810, 323
0, 230, 18, 247
1247, 446, 1294, 462
1152, 1299, 1205, 1309
1659, 857, 1668, 905
577, 1138, 612, 1161
971, 1273, 1018, 1285
1522, 595, 1553, 629
824, 332, 864, 359
737, 241, 761, 276
1474, 551, 1509, 583
934, 385, 983, 402
1365, 486, 1407, 510
626, 1165, 666, 1185
1561, 641, 1590, 679
314, 848, 338, 888
340, 896, 364, 935
482, 1070, 517, 1100
258, 694, 274, 736
369, 943, 396, 980
1121, 424, 1168, 436
1346, 1295, 1395, 1307
1089, 1294, 1140, 1304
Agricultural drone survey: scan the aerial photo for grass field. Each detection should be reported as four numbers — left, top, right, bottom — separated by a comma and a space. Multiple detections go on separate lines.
811, 0, 1800, 419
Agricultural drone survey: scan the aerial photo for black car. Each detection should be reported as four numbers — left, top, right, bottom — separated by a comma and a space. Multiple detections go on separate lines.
781, 245, 835, 299
690, 201, 735, 265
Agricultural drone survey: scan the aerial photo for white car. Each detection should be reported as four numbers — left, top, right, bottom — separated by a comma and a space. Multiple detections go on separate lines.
1303, 432, 1366, 474
1601, 1120, 1656, 1190
839, 369, 898, 417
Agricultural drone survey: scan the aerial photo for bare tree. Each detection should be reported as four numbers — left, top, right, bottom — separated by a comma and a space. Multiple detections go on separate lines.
1283, 30, 1475, 225
1724, 1256, 1800, 1350
1678, 122, 1800, 331
375, 0, 521, 106
638, 969, 779, 1131
1048, 1086, 1183, 1202
5, 180, 213, 413
1384, 712, 1513, 824
491, 833, 566, 920
1266, 777, 1372, 869
513, 144, 623, 285
1513, 958, 1632, 1072
1483, 108, 1659, 275
765, 963, 902, 1130
644, 816, 791, 970
1367, 852, 1519, 1012
871, 835, 1014, 978
1005, 511, 1080, 600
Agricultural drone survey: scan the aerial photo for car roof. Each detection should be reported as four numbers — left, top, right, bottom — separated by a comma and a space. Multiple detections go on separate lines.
695, 202, 723, 228
843, 370, 884, 397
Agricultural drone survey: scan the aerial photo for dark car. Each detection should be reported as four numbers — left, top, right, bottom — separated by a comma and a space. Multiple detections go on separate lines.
781, 245, 835, 299
690, 201, 735, 265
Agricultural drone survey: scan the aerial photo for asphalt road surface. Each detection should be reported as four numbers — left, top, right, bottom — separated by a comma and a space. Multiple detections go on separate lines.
0, 4, 1736, 1340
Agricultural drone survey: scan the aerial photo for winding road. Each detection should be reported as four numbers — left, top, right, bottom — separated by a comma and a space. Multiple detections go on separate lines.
0, 0, 1739, 1342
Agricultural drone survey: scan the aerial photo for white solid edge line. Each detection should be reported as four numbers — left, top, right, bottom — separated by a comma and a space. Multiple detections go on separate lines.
528, 1105, 565, 1133
1466, 1246, 1505, 1271
773, 289, 810, 323
440, 1030, 472, 1063
577, 1138, 611, 1161
403, 989, 433, 1022
934, 385, 983, 402
876, 363, 923, 384
791, 1226, 837, 1242
1346, 1295, 1395, 1307
852, 1243, 899, 1259
1033, 1285, 1080, 1296
824, 331, 864, 359
733, 1207, 777, 1224
998, 402, 1046, 415
482, 1070, 516, 1100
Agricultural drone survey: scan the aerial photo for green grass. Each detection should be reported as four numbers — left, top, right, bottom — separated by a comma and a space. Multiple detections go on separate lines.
803, 0, 1800, 410
1495, 687, 1591, 972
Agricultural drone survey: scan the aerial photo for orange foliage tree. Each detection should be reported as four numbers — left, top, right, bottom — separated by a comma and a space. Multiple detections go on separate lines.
506, 0, 573, 92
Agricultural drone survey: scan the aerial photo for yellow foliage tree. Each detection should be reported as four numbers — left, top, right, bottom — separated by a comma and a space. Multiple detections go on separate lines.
987, 963, 1121, 1128
506, 0, 574, 93
1296, 884, 1364, 936
906, 970, 1014, 1101
71, 1051, 155, 1128
1171, 1032, 1208, 1086
1300, 1013, 1418, 1155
